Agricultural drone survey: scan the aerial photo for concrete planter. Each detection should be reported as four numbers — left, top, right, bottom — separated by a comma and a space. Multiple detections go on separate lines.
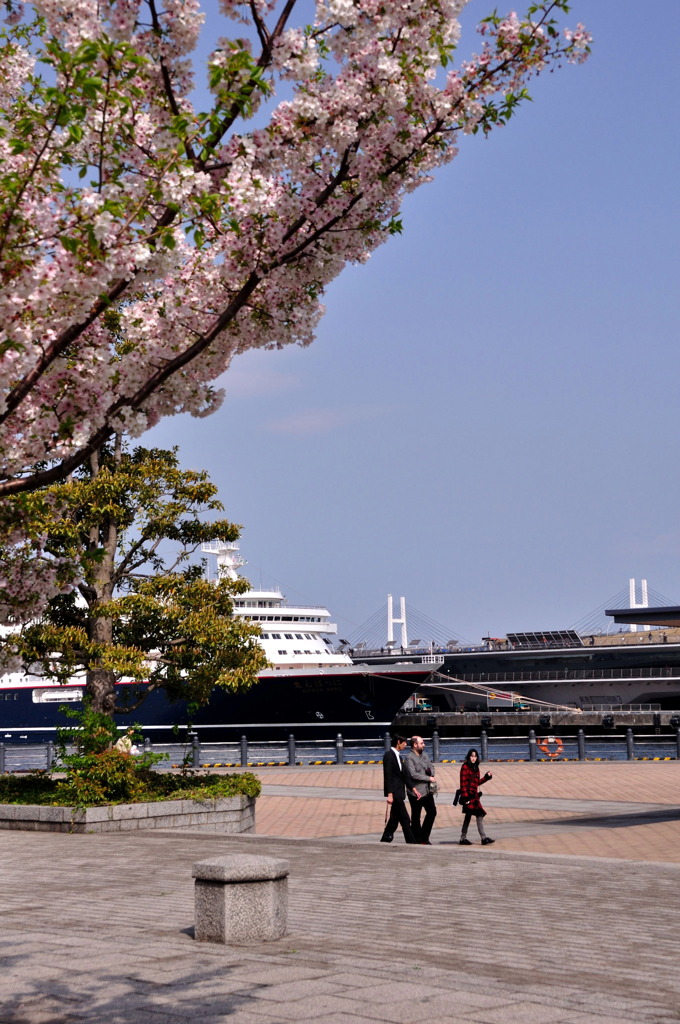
0, 794, 256, 834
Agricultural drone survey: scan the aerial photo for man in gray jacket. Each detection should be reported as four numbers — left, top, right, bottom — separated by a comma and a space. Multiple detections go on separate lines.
403, 735, 437, 845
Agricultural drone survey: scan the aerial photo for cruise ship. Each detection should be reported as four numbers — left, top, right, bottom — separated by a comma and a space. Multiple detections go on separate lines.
0, 544, 440, 743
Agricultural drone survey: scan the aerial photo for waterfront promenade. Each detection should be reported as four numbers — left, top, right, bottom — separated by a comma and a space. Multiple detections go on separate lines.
1, 761, 680, 1023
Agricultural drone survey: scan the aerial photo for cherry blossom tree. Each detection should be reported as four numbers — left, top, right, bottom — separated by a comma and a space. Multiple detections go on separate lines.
0, 0, 589, 617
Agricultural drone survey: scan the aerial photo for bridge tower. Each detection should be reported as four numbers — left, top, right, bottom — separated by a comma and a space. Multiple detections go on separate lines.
628, 578, 650, 632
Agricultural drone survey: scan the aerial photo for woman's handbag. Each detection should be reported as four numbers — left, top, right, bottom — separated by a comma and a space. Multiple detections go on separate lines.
452, 788, 461, 806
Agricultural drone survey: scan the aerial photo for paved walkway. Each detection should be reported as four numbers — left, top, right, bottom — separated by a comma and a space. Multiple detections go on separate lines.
255, 761, 680, 861
1, 761, 679, 1023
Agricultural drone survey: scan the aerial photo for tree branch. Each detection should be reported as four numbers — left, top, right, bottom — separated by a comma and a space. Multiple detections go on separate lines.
200, 0, 299, 154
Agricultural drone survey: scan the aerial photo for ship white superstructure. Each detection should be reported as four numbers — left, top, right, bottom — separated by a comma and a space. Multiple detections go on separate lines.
202, 542, 352, 671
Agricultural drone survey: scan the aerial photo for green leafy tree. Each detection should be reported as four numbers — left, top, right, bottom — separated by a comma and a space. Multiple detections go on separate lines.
2, 438, 267, 719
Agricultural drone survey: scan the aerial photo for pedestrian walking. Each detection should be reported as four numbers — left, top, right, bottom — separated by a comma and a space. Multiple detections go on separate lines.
380, 734, 417, 844
458, 747, 494, 846
403, 735, 437, 845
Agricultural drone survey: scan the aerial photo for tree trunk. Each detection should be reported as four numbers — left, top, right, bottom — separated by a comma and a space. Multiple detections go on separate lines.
85, 444, 118, 716
87, 614, 117, 715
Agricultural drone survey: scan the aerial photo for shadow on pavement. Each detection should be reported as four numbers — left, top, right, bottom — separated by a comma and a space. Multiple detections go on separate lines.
550, 806, 680, 829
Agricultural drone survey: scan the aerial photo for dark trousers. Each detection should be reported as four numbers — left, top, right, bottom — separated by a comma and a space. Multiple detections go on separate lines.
408, 791, 437, 843
382, 798, 417, 843
461, 811, 487, 838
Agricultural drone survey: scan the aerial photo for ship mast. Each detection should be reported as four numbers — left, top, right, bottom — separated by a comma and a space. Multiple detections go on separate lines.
201, 541, 246, 582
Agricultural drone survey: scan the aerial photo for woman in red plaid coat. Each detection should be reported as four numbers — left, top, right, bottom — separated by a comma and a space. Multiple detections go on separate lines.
459, 748, 495, 846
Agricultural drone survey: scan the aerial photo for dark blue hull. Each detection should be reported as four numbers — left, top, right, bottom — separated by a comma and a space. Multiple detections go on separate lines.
0, 663, 437, 743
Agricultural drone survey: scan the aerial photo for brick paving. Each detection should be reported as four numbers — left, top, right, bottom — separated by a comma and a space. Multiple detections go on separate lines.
1, 760, 680, 1023
254, 761, 680, 856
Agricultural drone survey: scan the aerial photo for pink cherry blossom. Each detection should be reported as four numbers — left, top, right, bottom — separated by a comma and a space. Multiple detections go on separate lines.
0, 0, 590, 619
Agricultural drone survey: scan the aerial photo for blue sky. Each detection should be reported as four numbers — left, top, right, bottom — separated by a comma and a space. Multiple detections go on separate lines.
148, 0, 680, 643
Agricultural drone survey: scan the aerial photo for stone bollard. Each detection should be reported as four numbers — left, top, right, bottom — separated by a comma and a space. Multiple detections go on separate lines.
577, 728, 586, 761
193, 855, 289, 944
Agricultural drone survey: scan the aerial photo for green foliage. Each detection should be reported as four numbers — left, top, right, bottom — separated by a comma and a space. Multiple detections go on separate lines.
0, 772, 56, 805
50, 706, 166, 807
55, 749, 156, 807
1, 440, 267, 717
143, 771, 262, 802
0, 768, 262, 807
56, 703, 121, 755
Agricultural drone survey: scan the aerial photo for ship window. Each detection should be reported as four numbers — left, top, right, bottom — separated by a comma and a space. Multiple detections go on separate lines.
33, 688, 83, 704
304, 650, 312, 654
295, 634, 303, 639
261, 634, 269, 639
293, 650, 302, 654
305, 633, 313, 639
278, 650, 287, 655
284, 634, 293, 639
272, 634, 281, 639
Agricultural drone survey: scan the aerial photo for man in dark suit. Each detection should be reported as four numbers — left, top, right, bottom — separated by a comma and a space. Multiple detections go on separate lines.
380, 734, 417, 843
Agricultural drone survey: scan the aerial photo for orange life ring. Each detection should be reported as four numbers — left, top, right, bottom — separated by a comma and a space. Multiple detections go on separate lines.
537, 736, 564, 758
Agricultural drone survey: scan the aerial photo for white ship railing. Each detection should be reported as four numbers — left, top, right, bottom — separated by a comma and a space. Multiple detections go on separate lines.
438, 667, 680, 683
580, 703, 662, 712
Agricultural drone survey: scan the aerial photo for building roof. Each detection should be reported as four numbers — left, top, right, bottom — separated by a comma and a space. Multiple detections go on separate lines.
606, 605, 680, 628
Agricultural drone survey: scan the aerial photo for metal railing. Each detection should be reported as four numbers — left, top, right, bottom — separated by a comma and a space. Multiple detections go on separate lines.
441, 667, 680, 683
580, 703, 662, 712
2, 727, 680, 772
